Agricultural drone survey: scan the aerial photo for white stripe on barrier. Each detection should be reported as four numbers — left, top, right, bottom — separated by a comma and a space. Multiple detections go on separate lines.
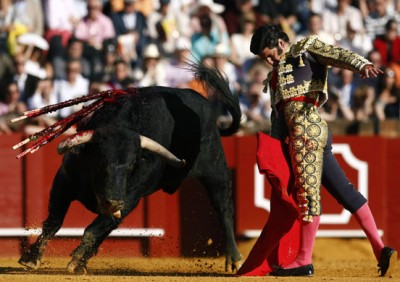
0, 228, 165, 237
242, 229, 384, 238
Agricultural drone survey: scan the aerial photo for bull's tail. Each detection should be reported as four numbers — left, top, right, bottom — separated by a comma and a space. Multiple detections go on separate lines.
190, 62, 241, 136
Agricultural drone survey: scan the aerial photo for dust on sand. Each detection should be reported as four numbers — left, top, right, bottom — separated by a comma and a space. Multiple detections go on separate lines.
0, 238, 398, 281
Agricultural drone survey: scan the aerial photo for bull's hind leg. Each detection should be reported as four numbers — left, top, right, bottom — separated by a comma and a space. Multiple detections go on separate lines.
19, 170, 72, 270
67, 197, 140, 274
198, 157, 243, 272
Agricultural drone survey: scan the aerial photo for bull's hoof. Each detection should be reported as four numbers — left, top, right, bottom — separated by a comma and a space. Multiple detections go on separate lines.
18, 254, 41, 270
225, 260, 242, 273
232, 260, 242, 272
66, 258, 88, 275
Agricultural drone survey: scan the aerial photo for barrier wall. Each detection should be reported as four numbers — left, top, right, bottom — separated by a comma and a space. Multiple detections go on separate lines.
1, 133, 399, 257
234, 135, 389, 239
0, 133, 24, 256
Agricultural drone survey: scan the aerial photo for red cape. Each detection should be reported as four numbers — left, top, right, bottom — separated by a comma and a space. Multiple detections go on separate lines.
236, 132, 301, 276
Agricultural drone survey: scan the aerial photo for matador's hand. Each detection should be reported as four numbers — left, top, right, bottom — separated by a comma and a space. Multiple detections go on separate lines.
360, 64, 384, 79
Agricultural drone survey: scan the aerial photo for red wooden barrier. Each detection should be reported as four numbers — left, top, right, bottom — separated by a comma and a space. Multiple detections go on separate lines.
232, 134, 399, 253
0, 133, 24, 256
1, 133, 400, 257
386, 138, 400, 253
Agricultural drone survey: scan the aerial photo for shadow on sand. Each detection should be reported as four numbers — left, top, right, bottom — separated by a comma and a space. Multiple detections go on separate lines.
0, 266, 233, 277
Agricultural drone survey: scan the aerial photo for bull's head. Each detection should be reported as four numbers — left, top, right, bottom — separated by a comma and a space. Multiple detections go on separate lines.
57, 129, 185, 218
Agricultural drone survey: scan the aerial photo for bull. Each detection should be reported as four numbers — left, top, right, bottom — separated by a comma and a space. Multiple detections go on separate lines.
16, 63, 243, 274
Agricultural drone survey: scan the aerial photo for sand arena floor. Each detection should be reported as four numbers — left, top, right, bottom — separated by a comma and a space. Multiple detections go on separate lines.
0, 238, 398, 281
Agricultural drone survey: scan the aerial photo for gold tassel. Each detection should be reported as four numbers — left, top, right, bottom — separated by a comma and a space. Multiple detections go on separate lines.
298, 55, 305, 67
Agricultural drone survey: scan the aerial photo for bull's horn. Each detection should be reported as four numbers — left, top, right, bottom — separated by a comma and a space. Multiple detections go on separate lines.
57, 130, 94, 154
140, 135, 186, 168
113, 210, 122, 219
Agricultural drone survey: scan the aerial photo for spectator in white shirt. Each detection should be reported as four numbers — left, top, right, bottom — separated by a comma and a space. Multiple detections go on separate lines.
322, 0, 364, 42
44, 0, 82, 46
53, 59, 90, 118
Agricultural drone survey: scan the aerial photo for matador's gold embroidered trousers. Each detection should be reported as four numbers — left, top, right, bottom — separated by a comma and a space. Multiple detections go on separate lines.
283, 101, 328, 222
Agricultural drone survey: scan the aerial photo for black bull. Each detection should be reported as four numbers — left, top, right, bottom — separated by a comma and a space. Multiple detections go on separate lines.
18, 64, 243, 274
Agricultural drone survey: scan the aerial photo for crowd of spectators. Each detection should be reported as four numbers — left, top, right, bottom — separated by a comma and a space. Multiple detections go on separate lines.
1, 0, 400, 136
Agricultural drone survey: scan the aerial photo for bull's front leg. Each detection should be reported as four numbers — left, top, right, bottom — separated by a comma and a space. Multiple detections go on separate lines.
67, 197, 140, 274
67, 214, 120, 274
19, 172, 72, 270
19, 212, 68, 269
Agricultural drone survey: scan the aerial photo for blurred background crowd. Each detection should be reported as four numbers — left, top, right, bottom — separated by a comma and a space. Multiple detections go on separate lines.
1, 0, 400, 136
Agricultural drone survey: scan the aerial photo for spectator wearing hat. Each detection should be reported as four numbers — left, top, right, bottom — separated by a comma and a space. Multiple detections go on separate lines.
15, 38, 50, 104
164, 37, 194, 88
190, 0, 227, 34
134, 43, 167, 87
211, 43, 241, 95
190, 3, 230, 61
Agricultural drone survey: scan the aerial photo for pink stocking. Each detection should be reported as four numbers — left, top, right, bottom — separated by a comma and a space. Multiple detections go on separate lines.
285, 216, 320, 269
353, 203, 384, 261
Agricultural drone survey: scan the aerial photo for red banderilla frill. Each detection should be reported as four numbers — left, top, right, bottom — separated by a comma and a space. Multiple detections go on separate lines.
12, 88, 135, 159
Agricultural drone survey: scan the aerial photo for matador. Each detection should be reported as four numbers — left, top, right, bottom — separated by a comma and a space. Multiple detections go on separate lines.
236, 25, 397, 278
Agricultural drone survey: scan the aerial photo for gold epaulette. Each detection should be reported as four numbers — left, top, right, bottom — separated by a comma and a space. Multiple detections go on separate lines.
294, 36, 372, 72
290, 35, 318, 57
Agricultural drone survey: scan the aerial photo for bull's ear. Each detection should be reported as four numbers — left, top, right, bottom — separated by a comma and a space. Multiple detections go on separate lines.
57, 130, 94, 154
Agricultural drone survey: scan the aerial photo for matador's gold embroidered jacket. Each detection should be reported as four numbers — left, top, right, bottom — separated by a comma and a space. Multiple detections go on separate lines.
265, 35, 373, 110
